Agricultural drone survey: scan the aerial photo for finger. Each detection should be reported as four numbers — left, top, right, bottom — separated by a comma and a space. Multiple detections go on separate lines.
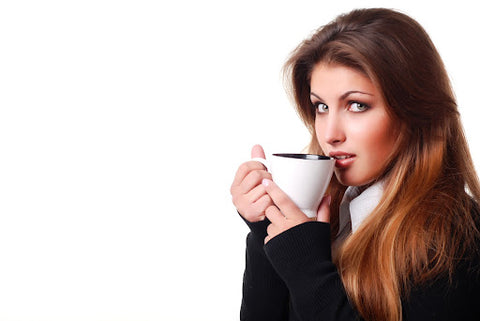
262, 179, 305, 220
252, 193, 273, 214
265, 204, 285, 224
316, 195, 331, 223
234, 185, 270, 213
266, 221, 280, 243
231, 145, 267, 190
265, 206, 285, 244
244, 184, 269, 204
232, 186, 272, 222
231, 161, 269, 190
250, 144, 268, 170
251, 144, 266, 159
239, 170, 272, 194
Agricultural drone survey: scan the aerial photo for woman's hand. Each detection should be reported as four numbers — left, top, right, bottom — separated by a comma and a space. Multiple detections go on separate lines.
262, 178, 331, 244
231, 145, 273, 222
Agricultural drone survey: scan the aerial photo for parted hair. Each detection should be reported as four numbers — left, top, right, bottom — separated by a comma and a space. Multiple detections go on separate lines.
283, 8, 480, 321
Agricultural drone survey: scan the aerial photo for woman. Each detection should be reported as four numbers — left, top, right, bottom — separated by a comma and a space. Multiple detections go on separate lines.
230, 8, 480, 321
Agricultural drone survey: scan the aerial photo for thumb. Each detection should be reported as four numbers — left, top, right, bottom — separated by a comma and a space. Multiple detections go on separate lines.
317, 195, 331, 223
251, 144, 266, 159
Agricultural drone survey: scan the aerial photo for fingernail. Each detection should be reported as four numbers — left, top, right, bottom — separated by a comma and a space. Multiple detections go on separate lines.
262, 178, 271, 187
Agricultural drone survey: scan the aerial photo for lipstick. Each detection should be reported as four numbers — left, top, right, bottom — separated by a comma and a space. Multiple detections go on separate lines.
329, 151, 356, 168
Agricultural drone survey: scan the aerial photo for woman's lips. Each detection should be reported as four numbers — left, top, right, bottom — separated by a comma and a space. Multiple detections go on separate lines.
329, 152, 356, 168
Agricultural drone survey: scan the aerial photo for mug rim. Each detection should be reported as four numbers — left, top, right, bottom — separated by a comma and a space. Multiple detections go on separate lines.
272, 153, 332, 160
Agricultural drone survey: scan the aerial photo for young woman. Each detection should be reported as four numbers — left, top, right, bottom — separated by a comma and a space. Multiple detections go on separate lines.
230, 8, 480, 321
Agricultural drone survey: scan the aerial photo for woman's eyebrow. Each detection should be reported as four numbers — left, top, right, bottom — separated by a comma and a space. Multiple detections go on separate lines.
310, 90, 373, 101
341, 90, 373, 100
310, 92, 323, 101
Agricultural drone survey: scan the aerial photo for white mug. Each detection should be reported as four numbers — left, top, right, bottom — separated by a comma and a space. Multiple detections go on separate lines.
252, 153, 335, 218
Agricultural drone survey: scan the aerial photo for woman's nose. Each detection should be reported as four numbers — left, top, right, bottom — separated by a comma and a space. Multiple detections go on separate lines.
322, 114, 346, 145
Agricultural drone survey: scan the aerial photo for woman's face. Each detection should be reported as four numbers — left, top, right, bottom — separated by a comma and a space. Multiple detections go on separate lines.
311, 63, 397, 187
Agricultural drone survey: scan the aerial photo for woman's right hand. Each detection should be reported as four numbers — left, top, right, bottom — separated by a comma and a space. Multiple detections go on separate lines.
230, 145, 273, 222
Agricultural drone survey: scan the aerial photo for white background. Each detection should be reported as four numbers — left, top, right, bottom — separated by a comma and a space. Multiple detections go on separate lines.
0, 1, 478, 320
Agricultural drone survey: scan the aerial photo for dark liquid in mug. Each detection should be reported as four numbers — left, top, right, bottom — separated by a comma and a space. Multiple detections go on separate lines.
273, 153, 331, 160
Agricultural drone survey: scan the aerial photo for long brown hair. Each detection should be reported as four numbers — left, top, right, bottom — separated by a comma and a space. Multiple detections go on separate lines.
283, 8, 480, 321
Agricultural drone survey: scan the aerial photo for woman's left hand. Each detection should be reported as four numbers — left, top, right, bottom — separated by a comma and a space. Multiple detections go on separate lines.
262, 178, 331, 244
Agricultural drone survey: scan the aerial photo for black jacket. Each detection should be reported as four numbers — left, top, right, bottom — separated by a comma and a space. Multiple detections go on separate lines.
240, 219, 480, 321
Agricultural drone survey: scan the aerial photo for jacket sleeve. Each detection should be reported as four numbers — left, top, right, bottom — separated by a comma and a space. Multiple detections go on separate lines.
240, 218, 290, 321
264, 221, 362, 321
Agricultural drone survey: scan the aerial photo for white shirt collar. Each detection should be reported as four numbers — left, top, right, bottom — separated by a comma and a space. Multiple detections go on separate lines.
339, 181, 384, 234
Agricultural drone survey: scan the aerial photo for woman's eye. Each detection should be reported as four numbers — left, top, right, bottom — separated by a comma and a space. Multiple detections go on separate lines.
315, 102, 329, 113
349, 102, 369, 112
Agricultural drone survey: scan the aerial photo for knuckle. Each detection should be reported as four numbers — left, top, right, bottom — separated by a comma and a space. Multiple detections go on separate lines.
239, 161, 251, 172
234, 197, 249, 214
244, 206, 261, 221
230, 187, 243, 202
231, 194, 240, 207
244, 161, 262, 173
236, 163, 251, 179
247, 170, 263, 185
251, 170, 262, 181
265, 205, 276, 216
249, 160, 266, 170
238, 161, 266, 178
257, 194, 271, 207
